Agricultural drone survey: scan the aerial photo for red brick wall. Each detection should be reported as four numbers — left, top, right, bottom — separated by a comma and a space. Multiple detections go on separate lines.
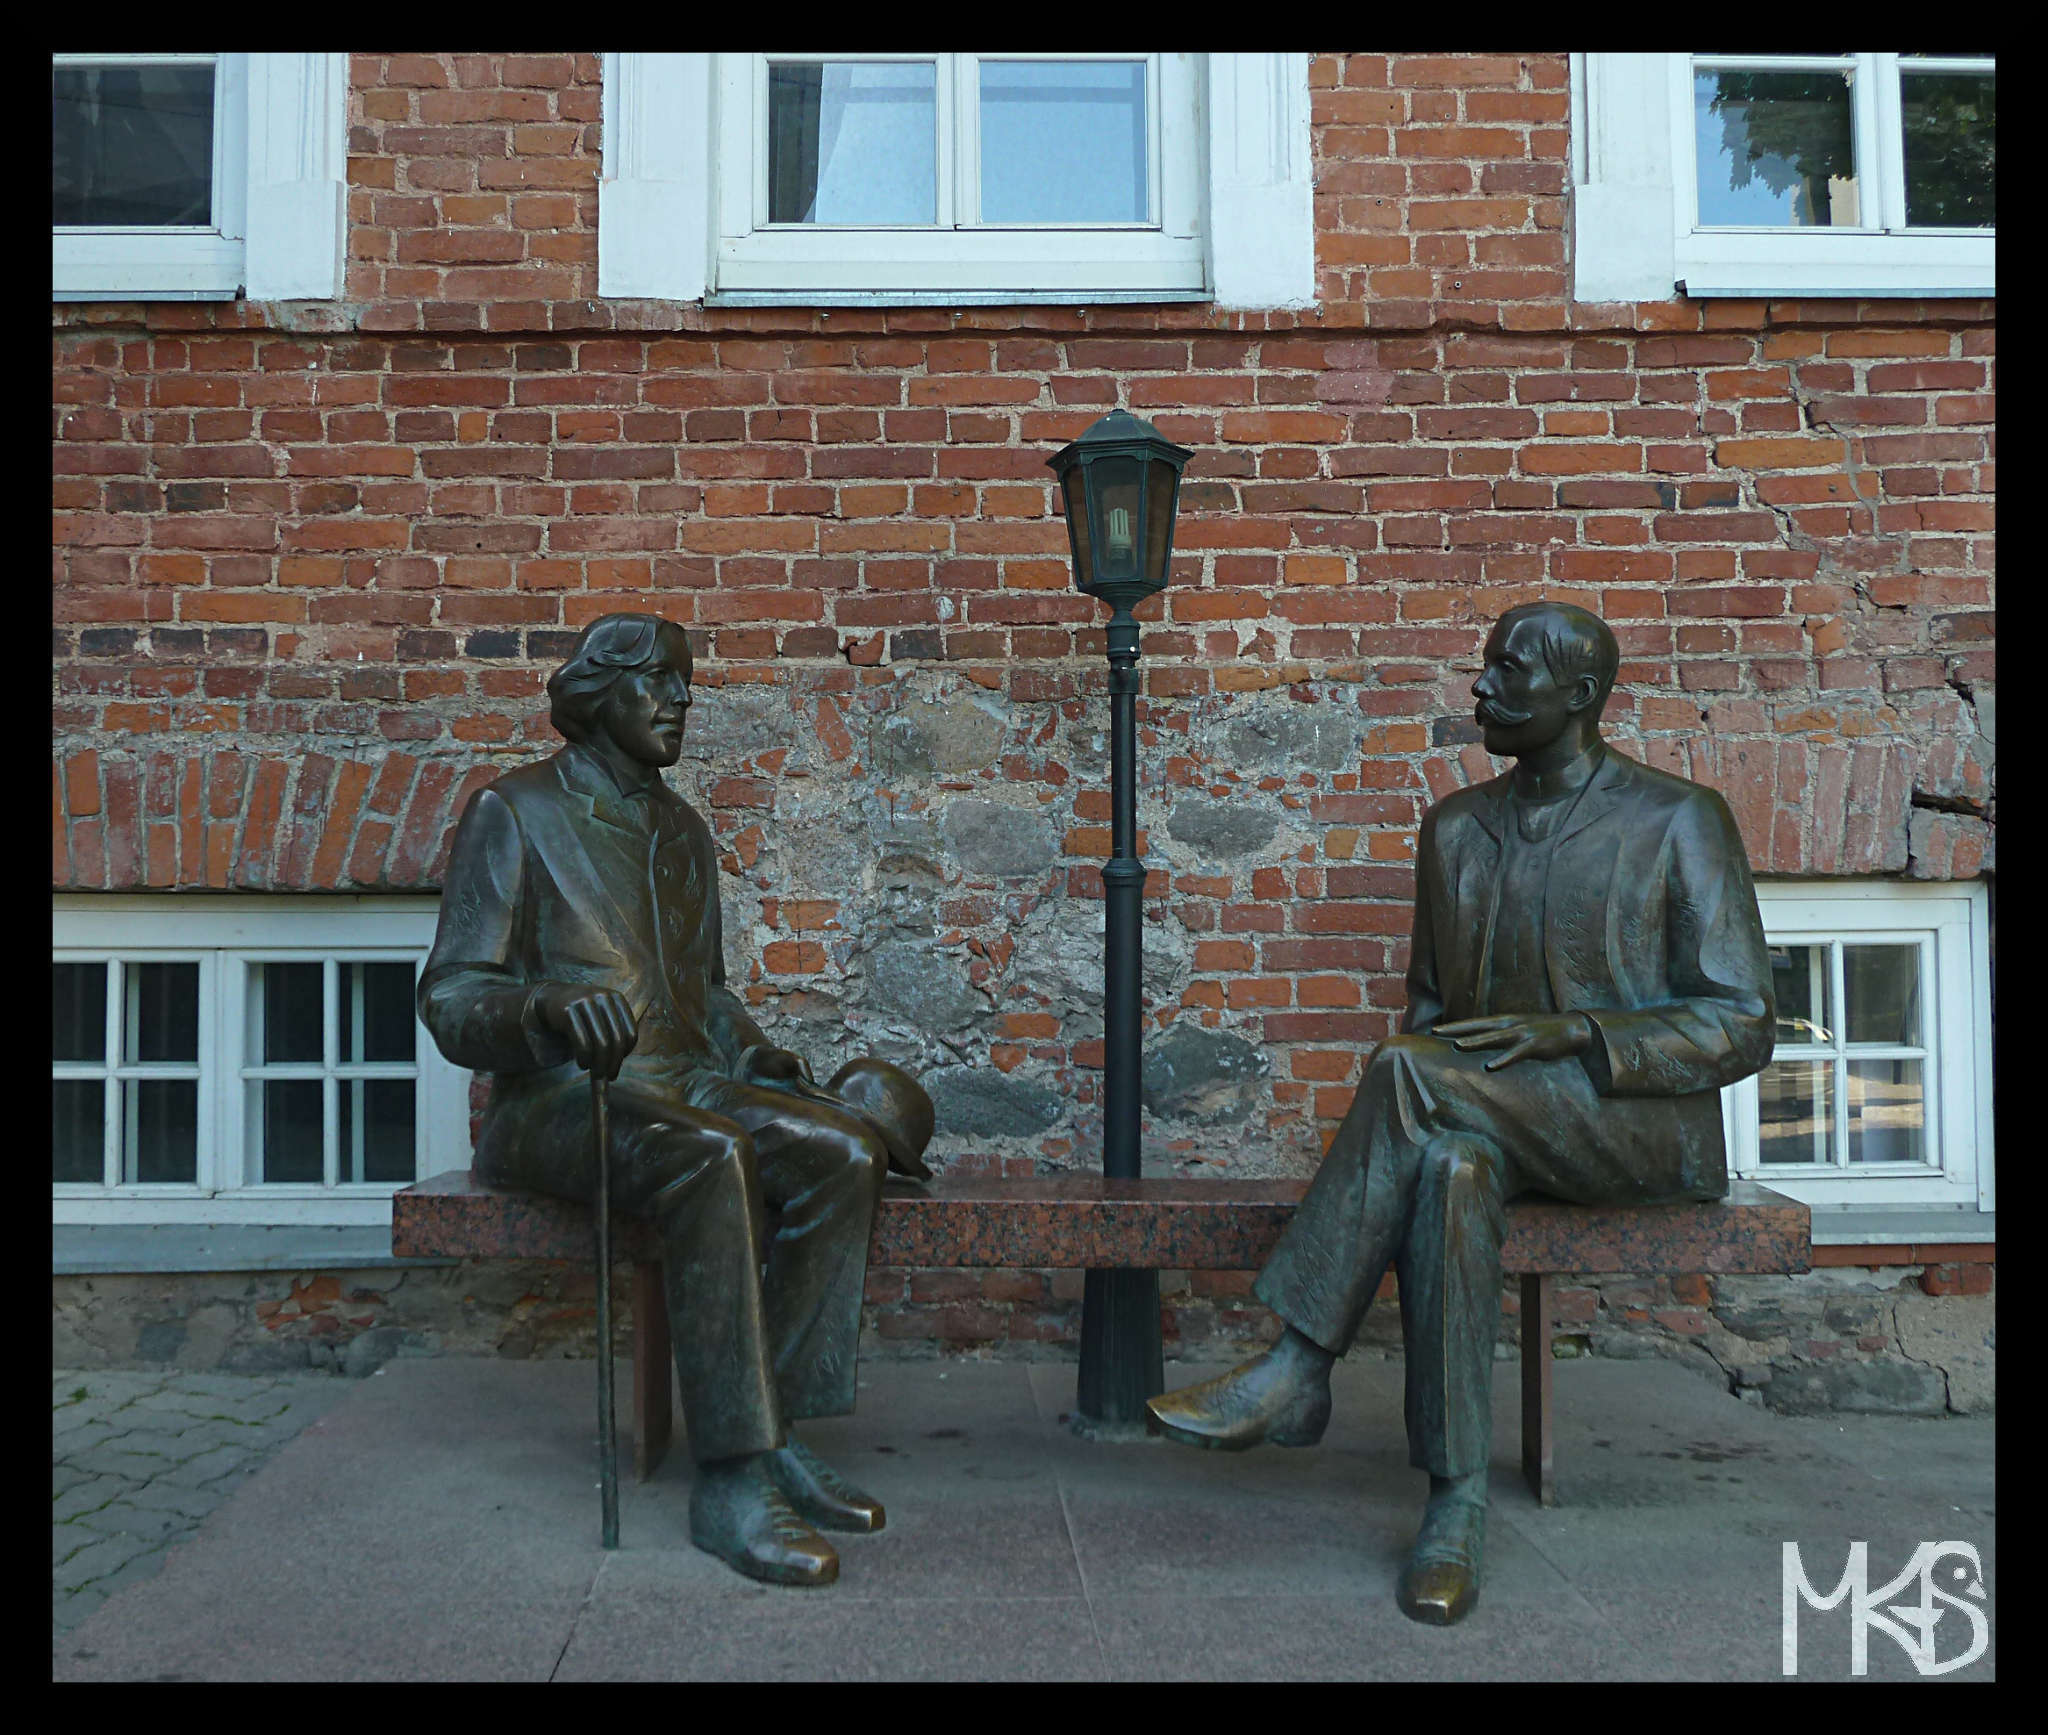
54, 53, 1995, 1198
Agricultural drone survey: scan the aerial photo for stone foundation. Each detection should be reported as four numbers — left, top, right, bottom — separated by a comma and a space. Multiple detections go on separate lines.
51, 1256, 1992, 1416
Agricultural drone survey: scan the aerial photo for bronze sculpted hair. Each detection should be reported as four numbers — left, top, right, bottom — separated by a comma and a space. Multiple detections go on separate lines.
546, 614, 692, 743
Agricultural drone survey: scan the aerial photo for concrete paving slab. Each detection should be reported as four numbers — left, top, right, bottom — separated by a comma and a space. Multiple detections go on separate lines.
554, 1582, 1106, 1681
53, 1352, 1992, 1682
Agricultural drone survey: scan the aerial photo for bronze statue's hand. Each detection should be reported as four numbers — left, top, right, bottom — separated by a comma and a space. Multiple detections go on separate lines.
533, 984, 640, 1082
1435, 1013, 1593, 1073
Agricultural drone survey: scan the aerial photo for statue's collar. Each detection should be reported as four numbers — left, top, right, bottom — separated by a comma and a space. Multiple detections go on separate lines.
1508, 739, 1605, 804
561, 740, 665, 804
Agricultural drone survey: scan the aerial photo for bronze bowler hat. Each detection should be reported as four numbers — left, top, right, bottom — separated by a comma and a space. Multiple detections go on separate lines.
827, 1059, 936, 1181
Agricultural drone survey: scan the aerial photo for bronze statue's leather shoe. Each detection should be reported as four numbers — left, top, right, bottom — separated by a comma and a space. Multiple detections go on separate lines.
1145, 1353, 1332, 1452
766, 1440, 887, 1534
689, 1461, 840, 1587
1396, 1482, 1487, 1626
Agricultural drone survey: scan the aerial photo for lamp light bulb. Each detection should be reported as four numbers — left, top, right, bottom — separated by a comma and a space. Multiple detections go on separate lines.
1106, 506, 1133, 556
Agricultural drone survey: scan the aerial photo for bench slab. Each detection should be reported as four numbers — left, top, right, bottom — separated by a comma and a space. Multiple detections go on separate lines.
392, 1170, 1810, 1276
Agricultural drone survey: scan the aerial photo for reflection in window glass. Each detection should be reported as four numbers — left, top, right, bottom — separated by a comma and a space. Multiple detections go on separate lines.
1758, 1060, 1832, 1165
342, 1079, 416, 1184
1847, 1058, 1926, 1164
1901, 72, 1995, 227
54, 1080, 104, 1183
124, 1078, 197, 1183
768, 62, 937, 225
127, 963, 199, 1063
1768, 944, 1830, 1044
1844, 945, 1921, 1046
980, 61, 1147, 223
1695, 69, 1859, 227
54, 962, 107, 1063
257, 1079, 325, 1183
257, 962, 324, 1063
52, 62, 215, 227
345, 962, 416, 1063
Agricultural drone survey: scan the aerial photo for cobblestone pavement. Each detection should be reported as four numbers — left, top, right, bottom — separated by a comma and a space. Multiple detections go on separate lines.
53, 1369, 353, 1642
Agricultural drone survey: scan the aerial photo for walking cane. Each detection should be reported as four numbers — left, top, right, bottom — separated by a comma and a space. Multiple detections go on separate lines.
592, 1070, 619, 1550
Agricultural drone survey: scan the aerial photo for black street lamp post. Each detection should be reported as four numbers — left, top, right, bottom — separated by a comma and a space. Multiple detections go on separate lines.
1048, 409, 1193, 1434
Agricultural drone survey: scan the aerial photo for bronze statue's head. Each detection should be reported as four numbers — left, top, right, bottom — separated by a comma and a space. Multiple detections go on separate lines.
1471, 601, 1618, 762
547, 613, 694, 768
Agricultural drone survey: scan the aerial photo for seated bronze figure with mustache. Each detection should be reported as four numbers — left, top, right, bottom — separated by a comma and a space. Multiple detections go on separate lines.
418, 613, 934, 1588
1147, 601, 1776, 1624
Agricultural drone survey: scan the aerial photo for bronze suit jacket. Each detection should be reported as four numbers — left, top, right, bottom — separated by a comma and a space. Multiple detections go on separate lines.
1402, 745, 1775, 1196
418, 743, 771, 1159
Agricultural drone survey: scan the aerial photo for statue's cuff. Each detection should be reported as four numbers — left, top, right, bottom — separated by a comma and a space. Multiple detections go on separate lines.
1577, 1011, 1615, 1094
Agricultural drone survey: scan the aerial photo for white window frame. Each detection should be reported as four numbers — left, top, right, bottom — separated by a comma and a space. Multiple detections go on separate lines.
53, 51, 349, 302
1719, 880, 1993, 1214
599, 51, 1314, 308
1571, 52, 1995, 301
53, 896, 470, 1228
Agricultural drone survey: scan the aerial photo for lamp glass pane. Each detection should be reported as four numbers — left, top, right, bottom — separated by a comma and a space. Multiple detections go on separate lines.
1061, 466, 1093, 584
1089, 454, 1144, 585
1142, 457, 1179, 585
1694, 68, 1860, 227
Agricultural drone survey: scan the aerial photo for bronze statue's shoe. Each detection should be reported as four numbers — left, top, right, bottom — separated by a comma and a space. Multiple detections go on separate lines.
766, 1440, 887, 1534
1396, 1484, 1487, 1626
689, 1461, 840, 1587
1145, 1354, 1332, 1452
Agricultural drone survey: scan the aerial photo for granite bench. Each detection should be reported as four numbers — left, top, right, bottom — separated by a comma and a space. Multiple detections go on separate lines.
391, 1170, 1809, 1506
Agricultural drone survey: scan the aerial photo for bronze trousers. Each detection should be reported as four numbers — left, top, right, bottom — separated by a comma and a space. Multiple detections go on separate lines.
476, 1064, 888, 1463
1254, 1033, 1721, 1480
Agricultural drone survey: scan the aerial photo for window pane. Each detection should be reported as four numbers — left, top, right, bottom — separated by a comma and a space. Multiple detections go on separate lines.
255, 962, 324, 1063
123, 1079, 197, 1183
54, 1080, 105, 1183
980, 60, 1147, 223
341, 1079, 416, 1185
1847, 1058, 1927, 1164
127, 962, 199, 1063
1695, 69, 1860, 227
1758, 1059, 1833, 1165
1768, 944, 1832, 1046
254, 1079, 325, 1183
1901, 72, 1995, 227
1843, 944, 1921, 1046
343, 962, 416, 1063
768, 61, 936, 225
54, 962, 108, 1062
52, 62, 215, 227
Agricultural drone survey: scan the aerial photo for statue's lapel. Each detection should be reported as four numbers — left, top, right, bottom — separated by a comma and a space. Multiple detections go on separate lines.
524, 750, 655, 956
1546, 750, 1637, 1007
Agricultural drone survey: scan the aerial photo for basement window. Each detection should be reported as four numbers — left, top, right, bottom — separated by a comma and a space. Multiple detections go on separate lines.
52, 897, 470, 1228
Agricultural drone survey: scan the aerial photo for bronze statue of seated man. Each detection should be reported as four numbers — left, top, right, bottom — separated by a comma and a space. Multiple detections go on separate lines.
1147, 602, 1775, 1625
418, 612, 934, 1589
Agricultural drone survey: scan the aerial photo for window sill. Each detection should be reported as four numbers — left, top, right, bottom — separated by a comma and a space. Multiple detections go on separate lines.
1805, 1205, 1995, 1248
704, 288, 1215, 308
52, 1223, 458, 1276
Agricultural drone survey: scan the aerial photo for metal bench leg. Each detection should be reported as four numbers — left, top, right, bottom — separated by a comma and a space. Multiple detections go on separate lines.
633, 1259, 672, 1482
1520, 1272, 1556, 1507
